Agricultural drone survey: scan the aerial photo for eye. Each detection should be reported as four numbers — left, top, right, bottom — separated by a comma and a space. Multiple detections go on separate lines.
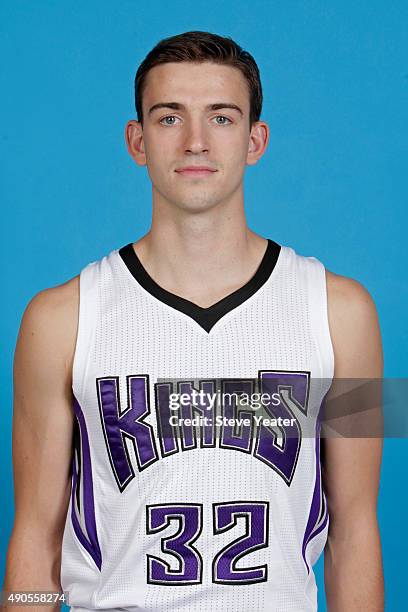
213, 115, 232, 125
159, 115, 180, 126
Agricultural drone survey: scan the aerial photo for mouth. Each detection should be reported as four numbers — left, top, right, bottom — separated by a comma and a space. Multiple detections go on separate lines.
175, 167, 217, 178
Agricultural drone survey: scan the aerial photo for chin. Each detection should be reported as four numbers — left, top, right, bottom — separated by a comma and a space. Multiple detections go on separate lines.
176, 197, 222, 214
167, 190, 222, 213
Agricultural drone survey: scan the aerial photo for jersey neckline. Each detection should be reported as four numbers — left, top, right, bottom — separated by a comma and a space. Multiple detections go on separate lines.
118, 238, 282, 333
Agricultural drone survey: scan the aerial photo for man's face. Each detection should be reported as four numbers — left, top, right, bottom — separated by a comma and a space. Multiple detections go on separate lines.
135, 61, 261, 213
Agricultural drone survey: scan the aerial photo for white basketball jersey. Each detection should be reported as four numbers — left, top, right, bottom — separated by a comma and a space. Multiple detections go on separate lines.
61, 238, 334, 612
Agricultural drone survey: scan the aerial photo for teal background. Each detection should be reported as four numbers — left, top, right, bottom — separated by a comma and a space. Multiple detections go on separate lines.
1, 2, 407, 610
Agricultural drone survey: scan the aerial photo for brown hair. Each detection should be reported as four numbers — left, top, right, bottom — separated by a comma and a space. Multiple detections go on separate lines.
134, 31, 263, 127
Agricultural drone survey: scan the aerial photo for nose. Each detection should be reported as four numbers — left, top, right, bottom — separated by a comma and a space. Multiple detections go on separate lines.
183, 118, 209, 155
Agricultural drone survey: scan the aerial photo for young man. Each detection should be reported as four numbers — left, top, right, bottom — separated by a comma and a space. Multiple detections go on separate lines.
4, 31, 384, 611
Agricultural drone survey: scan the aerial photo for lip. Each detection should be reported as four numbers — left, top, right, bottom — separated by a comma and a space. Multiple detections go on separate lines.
175, 166, 217, 175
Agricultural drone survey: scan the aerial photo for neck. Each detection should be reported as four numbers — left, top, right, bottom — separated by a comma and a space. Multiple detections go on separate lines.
132, 189, 268, 307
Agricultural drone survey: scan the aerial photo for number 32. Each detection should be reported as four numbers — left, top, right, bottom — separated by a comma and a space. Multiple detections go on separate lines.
146, 501, 269, 586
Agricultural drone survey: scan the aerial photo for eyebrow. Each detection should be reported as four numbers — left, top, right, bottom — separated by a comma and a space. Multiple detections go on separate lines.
147, 102, 244, 116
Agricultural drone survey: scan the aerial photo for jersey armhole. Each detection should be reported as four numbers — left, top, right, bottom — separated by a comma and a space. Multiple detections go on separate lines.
72, 260, 99, 401
307, 257, 335, 384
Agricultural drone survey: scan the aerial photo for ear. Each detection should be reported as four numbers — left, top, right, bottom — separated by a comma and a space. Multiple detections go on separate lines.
246, 121, 269, 166
125, 120, 146, 166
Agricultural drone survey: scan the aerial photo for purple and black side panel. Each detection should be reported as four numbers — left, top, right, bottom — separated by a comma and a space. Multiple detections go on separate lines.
302, 415, 329, 574
70, 396, 102, 571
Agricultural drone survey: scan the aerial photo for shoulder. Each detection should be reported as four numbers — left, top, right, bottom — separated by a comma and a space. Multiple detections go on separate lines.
324, 269, 383, 377
23, 275, 79, 330
325, 269, 379, 324
16, 276, 80, 378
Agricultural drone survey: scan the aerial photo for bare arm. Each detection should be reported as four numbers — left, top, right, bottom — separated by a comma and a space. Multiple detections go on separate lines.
3, 277, 79, 611
323, 271, 384, 611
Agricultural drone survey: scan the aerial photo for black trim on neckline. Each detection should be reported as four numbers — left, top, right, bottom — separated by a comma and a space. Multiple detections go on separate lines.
118, 239, 281, 333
